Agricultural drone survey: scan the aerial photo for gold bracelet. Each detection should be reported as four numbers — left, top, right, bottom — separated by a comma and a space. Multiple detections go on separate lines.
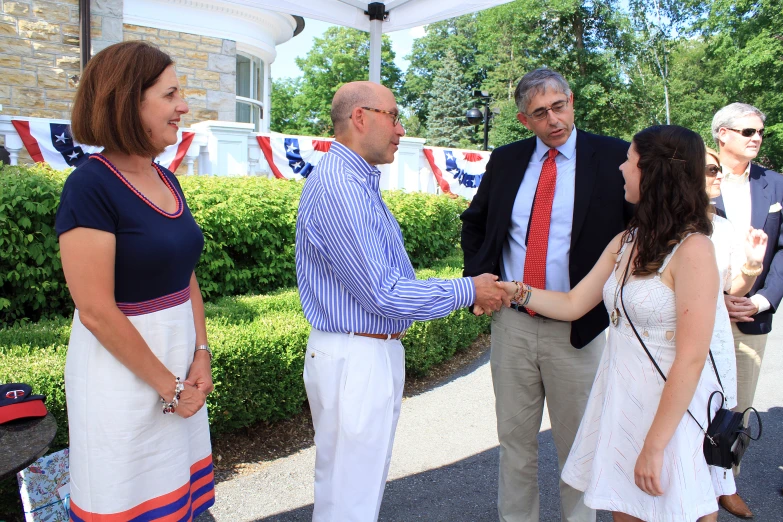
741, 264, 763, 277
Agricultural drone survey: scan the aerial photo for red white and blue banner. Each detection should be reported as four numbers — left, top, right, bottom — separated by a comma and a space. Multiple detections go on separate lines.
11, 119, 195, 172
257, 134, 333, 179
423, 146, 489, 200
257, 134, 488, 199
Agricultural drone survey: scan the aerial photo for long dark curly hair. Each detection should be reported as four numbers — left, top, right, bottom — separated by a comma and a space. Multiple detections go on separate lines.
621, 125, 712, 275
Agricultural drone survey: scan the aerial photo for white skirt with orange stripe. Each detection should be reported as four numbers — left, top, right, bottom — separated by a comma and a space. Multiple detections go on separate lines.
65, 297, 215, 522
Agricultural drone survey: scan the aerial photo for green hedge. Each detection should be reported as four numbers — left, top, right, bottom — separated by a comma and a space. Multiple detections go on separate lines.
0, 257, 489, 448
0, 164, 468, 326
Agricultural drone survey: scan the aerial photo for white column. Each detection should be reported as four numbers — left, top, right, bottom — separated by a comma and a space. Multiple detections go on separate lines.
262, 60, 272, 133
184, 133, 207, 175
4, 133, 23, 166
190, 121, 255, 176
383, 136, 426, 192
369, 19, 382, 84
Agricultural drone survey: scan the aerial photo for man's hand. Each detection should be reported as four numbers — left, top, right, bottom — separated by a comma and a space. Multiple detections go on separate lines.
725, 294, 758, 322
472, 274, 510, 316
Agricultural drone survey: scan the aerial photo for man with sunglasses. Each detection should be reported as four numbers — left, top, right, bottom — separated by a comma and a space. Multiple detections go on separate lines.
461, 68, 633, 522
710, 102, 783, 518
295, 81, 509, 522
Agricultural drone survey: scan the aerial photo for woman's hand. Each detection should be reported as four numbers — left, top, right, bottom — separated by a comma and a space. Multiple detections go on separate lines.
175, 383, 207, 418
634, 444, 665, 496
743, 227, 768, 268
185, 351, 214, 395
499, 281, 517, 300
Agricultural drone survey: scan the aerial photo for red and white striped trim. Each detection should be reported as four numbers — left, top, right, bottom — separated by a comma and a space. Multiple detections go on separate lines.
91, 154, 184, 218
116, 287, 190, 316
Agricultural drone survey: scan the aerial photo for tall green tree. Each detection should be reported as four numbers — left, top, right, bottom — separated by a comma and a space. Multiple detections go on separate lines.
628, 0, 708, 125
425, 49, 476, 148
292, 27, 402, 136
401, 15, 483, 129
270, 77, 314, 135
704, 0, 783, 168
472, 0, 638, 145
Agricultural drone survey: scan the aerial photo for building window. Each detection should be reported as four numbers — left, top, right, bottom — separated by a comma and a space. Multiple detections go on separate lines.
236, 53, 264, 130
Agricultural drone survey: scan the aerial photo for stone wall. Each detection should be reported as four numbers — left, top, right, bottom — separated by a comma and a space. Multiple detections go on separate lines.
0, 0, 97, 120
91, 0, 122, 54
123, 24, 237, 125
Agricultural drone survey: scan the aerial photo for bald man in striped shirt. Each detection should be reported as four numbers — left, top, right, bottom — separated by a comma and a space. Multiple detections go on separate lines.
295, 81, 508, 522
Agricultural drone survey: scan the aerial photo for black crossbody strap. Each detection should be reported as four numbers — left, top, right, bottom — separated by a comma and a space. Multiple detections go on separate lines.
618, 244, 709, 434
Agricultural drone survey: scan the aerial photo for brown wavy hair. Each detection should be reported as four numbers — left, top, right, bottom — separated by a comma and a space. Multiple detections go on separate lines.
621, 125, 712, 275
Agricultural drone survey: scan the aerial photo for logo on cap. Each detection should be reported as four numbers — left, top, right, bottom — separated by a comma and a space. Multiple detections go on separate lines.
6, 390, 26, 399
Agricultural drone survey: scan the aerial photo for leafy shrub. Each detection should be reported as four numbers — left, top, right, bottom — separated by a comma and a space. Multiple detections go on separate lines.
0, 165, 467, 326
383, 191, 468, 268
0, 262, 489, 445
0, 165, 69, 326
181, 176, 302, 298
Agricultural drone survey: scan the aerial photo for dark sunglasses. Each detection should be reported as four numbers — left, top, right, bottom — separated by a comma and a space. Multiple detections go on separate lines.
726, 127, 764, 138
705, 164, 722, 177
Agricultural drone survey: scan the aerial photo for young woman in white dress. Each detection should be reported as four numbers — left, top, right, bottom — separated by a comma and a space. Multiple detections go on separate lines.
501, 125, 724, 521
703, 147, 767, 502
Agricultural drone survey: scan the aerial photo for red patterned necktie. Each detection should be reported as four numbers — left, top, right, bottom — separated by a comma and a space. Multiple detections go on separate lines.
522, 148, 558, 316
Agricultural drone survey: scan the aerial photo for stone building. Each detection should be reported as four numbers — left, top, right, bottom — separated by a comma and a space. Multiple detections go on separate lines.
0, 0, 304, 132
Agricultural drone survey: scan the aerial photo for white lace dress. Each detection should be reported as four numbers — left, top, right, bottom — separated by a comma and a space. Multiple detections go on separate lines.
561, 235, 726, 520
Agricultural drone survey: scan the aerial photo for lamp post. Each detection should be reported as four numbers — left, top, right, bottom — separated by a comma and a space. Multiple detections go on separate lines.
466, 90, 491, 151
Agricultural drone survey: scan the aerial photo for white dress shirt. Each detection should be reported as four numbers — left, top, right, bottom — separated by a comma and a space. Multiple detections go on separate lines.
720, 161, 770, 313
501, 127, 577, 292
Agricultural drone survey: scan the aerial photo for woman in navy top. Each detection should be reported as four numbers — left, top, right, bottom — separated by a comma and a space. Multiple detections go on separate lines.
55, 41, 215, 519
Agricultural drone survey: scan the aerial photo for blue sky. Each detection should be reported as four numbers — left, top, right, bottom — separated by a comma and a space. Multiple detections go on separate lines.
271, 18, 423, 80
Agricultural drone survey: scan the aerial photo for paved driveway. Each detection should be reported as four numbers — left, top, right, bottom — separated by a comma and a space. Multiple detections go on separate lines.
202, 323, 782, 521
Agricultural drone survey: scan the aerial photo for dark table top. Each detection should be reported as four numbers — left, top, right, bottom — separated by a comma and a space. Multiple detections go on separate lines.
0, 413, 57, 481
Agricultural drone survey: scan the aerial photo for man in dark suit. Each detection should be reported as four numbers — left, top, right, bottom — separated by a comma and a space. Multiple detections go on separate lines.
711, 102, 783, 518
461, 69, 632, 522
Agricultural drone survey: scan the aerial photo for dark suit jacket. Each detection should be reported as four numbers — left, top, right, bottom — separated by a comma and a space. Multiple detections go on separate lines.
714, 163, 783, 335
461, 130, 633, 348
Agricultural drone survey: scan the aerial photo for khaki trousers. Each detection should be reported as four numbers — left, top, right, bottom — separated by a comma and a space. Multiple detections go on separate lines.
491, 307, 604, 522
730, 324, 768, 477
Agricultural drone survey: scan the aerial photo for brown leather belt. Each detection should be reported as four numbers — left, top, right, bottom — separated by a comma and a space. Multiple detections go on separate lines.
354, 332, 405, 340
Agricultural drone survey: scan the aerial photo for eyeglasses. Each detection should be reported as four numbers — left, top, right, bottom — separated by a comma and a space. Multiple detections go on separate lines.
705, 164, 722, 177
526, 99, 570, 121
361, 106, 402, 126
726, 127, 764, 138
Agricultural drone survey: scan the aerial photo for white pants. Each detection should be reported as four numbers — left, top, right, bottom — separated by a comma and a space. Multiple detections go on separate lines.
304, 330, 406, 522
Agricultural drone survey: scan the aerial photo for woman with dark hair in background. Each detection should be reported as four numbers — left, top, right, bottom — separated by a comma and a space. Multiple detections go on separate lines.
56, 41, 215, 519
501, 126, 723, 521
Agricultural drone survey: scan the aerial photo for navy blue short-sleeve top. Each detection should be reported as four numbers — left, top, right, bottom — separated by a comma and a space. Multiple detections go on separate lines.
55, 154, 204, 306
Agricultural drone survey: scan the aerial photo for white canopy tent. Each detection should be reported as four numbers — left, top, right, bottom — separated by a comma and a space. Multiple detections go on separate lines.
224, 0, 513, 82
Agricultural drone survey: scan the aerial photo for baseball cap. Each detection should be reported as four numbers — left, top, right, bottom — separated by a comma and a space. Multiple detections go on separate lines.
0, 383, 47, 424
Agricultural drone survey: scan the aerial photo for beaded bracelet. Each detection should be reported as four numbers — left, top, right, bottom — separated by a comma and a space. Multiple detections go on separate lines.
511, 281, 532, 306
161, 377, 184, 415
521, 283, 532, 307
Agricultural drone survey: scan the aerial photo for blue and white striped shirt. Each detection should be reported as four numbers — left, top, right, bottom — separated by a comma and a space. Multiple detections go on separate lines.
295, 142, 476, 334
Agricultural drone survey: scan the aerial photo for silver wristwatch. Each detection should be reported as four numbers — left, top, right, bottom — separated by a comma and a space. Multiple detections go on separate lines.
195, 344, 212, 360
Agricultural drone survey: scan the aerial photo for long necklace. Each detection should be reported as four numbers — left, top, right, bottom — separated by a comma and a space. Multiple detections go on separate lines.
611, 242, 633, 326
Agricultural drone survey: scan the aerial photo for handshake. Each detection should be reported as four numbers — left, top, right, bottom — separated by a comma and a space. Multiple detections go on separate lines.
471, 274, 520, 317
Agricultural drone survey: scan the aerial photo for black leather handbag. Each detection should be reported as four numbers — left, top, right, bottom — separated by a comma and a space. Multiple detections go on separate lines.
702, 389, 761, 468
618, 248, 762, 470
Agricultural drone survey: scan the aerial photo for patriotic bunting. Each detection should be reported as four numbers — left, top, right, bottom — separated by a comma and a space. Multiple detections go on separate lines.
257, 135, 333, 179
11, 119, 195, 172
423, 146, 489, 200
